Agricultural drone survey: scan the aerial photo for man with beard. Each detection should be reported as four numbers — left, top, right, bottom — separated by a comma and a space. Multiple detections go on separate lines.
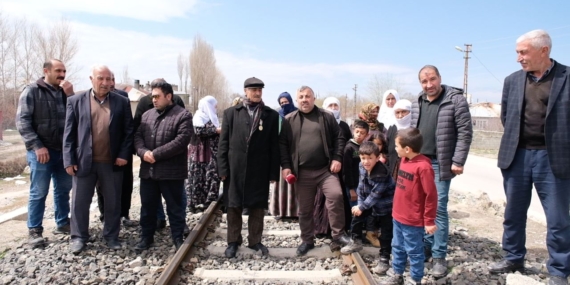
16, 59, 75, 247
218, 77, 280, 258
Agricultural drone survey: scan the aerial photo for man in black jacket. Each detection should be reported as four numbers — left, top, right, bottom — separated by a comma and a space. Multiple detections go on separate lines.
134, 81, 192, 251
16, 59, 75, 247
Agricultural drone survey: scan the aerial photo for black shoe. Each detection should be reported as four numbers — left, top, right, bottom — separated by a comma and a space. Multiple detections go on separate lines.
105, 239, 122, 250
53, 223, 71, 235
488, 259, 524, 274
28, 228, 45, 247
296, 242, 315, 256
225, 242, 239, 258
156, 219, 166, 230
121, 217, 137, 227
430, 258, 448, 278
183, 224, 190, 238
70, 239, 85, 254
135, 237, 154, 251
174, 238, 184, 251
549, 275, 569, 285
248, 243, 269, 256
334, 234, 353, 246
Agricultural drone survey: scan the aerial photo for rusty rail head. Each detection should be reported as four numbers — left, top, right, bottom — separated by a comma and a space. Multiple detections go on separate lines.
155, 196, 222, 285
351, 252, 377, 285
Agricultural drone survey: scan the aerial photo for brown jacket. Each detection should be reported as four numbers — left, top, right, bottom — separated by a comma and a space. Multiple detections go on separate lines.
279, 107, 345, 176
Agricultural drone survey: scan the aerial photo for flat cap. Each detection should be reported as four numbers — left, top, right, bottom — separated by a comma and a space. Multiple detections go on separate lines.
244, 77, 265, 88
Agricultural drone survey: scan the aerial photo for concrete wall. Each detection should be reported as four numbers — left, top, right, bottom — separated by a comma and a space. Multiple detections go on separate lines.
471, 130, 503, 150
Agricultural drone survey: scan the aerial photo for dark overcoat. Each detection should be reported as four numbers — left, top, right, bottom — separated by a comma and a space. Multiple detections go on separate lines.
217, 103, 280, 208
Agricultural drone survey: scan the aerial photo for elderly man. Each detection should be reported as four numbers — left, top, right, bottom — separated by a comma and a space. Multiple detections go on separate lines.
134, 81, 192, 251
16, 59, 74, 247
487, 29, 570, 285
218, 77, 280, 258
410, 65, 472, 278
63, 65, 133, 254
280, 85, 360, 256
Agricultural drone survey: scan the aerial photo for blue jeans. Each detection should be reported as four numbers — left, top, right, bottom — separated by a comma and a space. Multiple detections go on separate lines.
26, 149, 72, 229
501, 149, 570, 278
154, 189, 187, 221
392, 219, 425, 282
423, 159, 451, 259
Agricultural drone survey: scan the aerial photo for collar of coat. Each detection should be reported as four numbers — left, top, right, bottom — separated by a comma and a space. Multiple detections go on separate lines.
417, 84, 463, 105
362, 161, 390, 180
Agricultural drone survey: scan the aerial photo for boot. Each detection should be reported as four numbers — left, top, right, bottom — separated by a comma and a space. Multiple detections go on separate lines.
366, 231, 381, 248
28, 228, 45, 247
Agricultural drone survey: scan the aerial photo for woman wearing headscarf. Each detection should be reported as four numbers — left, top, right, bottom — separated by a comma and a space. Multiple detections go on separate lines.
312, 97, 353, 238
359, 103, 385, 140
385, 99, 413, 181
270, 92, 299, 220
378, 89, 400, 127
187, 95, 222, 212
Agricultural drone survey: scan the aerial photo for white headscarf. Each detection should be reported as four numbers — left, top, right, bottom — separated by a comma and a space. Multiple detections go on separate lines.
379, 89, 400, 127
193, 95, 219, 128
393, 99, 412, 130
322, 97, 341, 124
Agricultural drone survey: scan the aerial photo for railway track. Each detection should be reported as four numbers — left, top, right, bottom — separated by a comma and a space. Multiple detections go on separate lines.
155, 197, 378, 285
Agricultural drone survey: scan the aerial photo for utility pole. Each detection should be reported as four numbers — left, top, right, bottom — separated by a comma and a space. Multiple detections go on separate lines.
352, 84, 358, 118
456, 44, 472, 101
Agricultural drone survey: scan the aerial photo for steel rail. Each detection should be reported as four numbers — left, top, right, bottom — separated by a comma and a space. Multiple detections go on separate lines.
155, 197, 222, 285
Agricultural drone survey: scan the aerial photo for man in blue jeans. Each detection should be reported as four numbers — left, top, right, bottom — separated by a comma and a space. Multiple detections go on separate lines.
16, 59, 75, 247
411, 65, 473, 278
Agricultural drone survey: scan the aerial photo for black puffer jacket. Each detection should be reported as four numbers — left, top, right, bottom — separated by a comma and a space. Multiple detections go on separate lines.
135, 104, 193, 180
411, 85, 473, 180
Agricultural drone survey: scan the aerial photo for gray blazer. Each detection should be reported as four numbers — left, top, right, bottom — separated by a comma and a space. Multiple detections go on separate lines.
63, 89, 133, 177
498, 60, 570, 179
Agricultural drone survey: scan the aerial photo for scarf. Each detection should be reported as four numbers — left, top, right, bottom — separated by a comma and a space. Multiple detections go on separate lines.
242, 97, 265, 143
322, 97, 341, 124
193, 95, 220, 128
277, 92, 297, 117
359, 103, 382, 131
379, 89, 400, 127
393, 99, 412, 130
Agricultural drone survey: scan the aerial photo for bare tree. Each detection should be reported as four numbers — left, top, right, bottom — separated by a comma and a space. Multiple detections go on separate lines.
366, 73, 403, 104
183, 59, 189, 94
34, 18, 79, 81
19, 18, 41, 85
177, 53, 185, 91
121, 65, 132, 85
188, 34, 231, 112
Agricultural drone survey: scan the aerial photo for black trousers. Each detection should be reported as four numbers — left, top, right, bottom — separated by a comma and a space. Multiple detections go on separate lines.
351, 209, 393, 258
139, 178, 186, 241
97, 157, 133, 219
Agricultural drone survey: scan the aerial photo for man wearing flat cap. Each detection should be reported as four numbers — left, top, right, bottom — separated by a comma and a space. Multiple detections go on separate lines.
218, 77, 280, 258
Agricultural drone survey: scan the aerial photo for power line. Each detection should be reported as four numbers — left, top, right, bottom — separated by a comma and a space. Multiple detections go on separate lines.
470, 51, 502, 84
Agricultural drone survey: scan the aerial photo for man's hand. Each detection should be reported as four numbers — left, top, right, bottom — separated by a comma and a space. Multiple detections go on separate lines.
216, 128, 222, 134
60, 80, 74, 96
35, 147, 50, 164
66, 165, 77, 176
351, 206, 362, 217
425, 225, 437, 235
451, 165, 464, 175
115, 158, 128, 166
143, 151, 156, 164
282, 168, 291, 178
221, 176, 226, 181
330, 160, 341, 173
349, 189, 357, 202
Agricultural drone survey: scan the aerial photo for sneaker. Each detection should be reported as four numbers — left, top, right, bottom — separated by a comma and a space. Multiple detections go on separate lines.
379, 273, 404, 285
366, 231, 380, 248
430, 258, 448, 278
53, 223, 71, 235
28, 228, 45, 247
340, 239, 363, 255
296, 242, 315, 256
373, 257, 390, 275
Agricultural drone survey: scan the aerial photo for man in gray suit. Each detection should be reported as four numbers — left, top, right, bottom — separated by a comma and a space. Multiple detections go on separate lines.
63, 65, 133, 254
488, 29, 570, 285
